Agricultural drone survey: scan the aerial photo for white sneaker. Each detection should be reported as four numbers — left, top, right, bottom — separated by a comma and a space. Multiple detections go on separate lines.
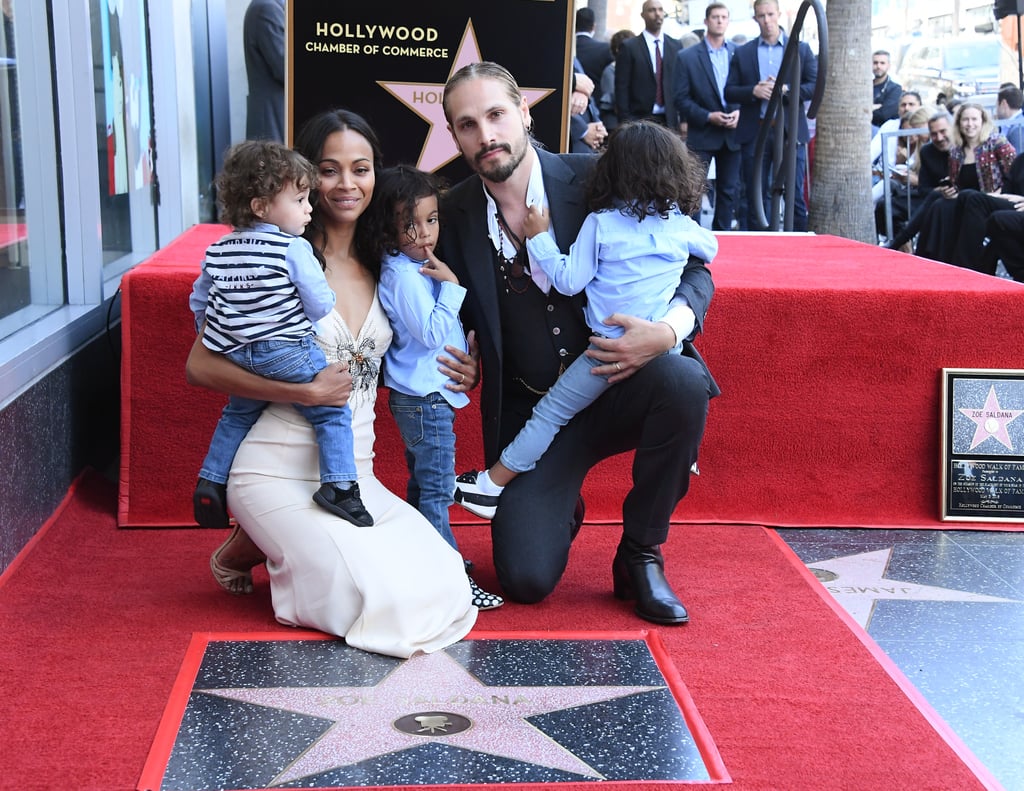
453, 470, 499, 519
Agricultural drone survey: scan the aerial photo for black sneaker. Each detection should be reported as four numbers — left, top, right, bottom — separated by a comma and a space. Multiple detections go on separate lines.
453, 470, 499, 519
194, 477, 229, 528
313, 482, 374, 527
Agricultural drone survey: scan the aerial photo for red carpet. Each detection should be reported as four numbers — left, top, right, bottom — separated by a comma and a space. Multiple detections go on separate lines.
118, 226, 1024, 530
0, 471, 1000, 791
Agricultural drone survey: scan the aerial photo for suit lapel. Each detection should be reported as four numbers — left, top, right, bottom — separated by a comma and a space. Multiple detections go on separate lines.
449, 180, 502, 356
536, 150, 586, 253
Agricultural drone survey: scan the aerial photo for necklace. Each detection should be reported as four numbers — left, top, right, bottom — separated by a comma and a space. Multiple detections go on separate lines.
493, 210, 531, 295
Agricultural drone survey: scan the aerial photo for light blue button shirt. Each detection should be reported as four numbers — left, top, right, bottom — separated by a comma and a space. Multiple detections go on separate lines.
525, 204, 718, 341
378, 251, 469, 408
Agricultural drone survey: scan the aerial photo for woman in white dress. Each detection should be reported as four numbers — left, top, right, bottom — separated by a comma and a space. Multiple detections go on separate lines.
185, 110, 478, 658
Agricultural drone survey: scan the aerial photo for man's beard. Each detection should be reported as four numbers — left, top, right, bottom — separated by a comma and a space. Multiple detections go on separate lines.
473, 130, 530, 183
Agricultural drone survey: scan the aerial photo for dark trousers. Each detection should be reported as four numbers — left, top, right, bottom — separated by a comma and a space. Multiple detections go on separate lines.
695, 145, 742, 231
953, 191, 1016, 272
490, 352, 713, 603
986, 209, 1024, 281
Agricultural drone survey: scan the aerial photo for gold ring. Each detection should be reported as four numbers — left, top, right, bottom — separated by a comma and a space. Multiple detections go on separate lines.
459, 373, 466, 383
613, 362, 622, 372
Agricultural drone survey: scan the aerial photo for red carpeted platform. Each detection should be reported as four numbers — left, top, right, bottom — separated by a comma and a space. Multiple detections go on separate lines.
119, 225, 1024, 529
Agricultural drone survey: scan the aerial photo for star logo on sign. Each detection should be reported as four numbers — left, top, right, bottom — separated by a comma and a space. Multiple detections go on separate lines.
807, 547, 1018, 628
958, 385, 1024, 450
377, 20, 556, 172
202, 648, 662, 785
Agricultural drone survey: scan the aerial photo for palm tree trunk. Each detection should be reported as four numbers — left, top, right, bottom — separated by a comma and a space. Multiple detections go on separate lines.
808, 0, 875, 242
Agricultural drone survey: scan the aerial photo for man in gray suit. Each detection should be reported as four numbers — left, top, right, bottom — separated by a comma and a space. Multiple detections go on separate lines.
615, 0, 682, 129
674, 2, 740, 230
243, 0, 285, 141
437, 62, 716, 625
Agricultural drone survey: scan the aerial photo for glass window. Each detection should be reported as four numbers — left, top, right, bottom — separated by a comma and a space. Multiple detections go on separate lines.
0, 0, 32, 326
89, 0, 157, 274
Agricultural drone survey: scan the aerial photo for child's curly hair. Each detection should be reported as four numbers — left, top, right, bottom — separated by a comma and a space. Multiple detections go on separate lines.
365, 164, 446, 263
586, 121, 707, 219
215, 140, 319, 228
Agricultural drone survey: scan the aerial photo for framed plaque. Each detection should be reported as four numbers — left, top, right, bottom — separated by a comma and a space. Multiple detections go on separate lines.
941, 368, 1024, 522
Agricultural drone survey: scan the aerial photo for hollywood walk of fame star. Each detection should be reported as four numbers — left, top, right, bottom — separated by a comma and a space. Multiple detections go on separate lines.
377, 20, 556, 172
201, 648, 664, 785
807, 547, 1019, 628
958, 385, 1024, 451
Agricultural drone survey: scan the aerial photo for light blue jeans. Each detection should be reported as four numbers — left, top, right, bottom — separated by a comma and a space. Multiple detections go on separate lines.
388, 390, 458, 550
199, 335, 356, 485
500, 344, 611, 475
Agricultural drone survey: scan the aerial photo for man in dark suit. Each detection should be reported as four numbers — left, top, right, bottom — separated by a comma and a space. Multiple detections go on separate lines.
725, 0, 817, 230
438, 62, 716, 625
574, 7, 612, 86
243, 0, 285, 141
674, 2, 740, 230
615, 0, 682, 129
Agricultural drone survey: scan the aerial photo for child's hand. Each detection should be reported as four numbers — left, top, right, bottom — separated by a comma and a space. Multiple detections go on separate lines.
523, 205, 550, 239
420, 249, 459, 284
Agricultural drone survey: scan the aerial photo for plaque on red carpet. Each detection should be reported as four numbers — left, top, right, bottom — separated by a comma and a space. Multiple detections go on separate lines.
138, 632, 727, 790
286, 1, 574, 182
941, 368, 1024, 522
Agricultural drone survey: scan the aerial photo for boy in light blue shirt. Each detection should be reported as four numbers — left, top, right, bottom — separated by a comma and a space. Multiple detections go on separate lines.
372, 165, 503, 610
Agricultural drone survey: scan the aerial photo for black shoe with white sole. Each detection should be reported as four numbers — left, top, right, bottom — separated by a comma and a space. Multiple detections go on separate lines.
453, 470, 500, 519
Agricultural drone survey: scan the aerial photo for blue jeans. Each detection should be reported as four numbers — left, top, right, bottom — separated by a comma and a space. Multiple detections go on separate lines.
199, 335, 355, 485
388, 390, 458, 550
500, 345, 611, 475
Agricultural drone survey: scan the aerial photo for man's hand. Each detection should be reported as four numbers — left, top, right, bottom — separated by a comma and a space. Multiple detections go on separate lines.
585, 314, 677, 384
570, 90, 589, 115
753, 76, 774, 101
440, 330, 480, 392
582, 121, 607, 150
710, 110, 739, 128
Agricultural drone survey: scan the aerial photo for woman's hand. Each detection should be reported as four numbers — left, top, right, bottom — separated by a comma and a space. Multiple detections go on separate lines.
439, 330, 480, 391
300, 363, 353, 407
185, 332, 352, 407
585, 314, 677, 384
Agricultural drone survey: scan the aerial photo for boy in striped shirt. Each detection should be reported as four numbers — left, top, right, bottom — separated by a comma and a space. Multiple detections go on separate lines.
188, 140, 371, 529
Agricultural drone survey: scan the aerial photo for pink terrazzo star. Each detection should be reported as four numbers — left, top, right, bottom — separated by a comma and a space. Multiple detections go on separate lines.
203, 649, 662, 785
377, 20, 554, 172
959, 385, 1024, 451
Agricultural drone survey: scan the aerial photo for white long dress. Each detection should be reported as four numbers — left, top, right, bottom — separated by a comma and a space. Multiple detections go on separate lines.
226, 294, 477, 658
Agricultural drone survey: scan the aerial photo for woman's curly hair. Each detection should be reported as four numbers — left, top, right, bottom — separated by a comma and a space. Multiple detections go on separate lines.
586, 121, 707, 219
215, 140, 318, 228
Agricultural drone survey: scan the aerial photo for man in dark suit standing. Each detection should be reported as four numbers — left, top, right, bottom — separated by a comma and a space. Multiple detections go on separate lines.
615, 0, 682, 130
243, 0, 285, 141
574, 7, 612, 87
438, 62, 716, 625
725, 0, 817, 230
674, 2, 740, 230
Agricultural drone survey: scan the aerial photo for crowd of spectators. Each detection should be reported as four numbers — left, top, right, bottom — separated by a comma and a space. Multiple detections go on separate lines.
572, 4, 1024, 280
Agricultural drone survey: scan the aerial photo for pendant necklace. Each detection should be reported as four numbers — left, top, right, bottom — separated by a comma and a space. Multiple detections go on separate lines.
493, 205, 531, 295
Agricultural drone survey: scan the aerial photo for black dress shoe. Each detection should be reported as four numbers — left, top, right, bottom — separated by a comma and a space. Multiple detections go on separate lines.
612, 537, 689, 624
570, 496, 586, 541
313, 483, 374, 527
194, 477, 229, 528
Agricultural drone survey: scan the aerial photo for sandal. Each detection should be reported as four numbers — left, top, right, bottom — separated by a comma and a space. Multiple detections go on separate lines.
469, 576, 504, 610
210, 525, 263, 595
